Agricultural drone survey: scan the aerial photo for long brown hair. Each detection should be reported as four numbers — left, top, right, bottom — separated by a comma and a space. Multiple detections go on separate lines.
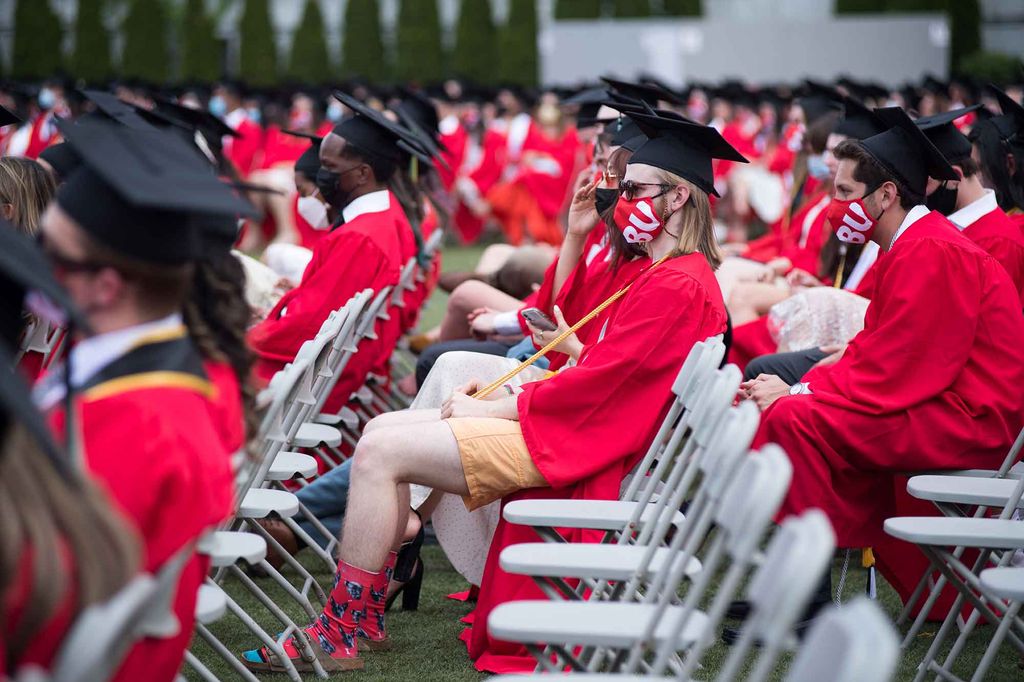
654, 170, 722, 270
0, 157, 58, 236
183, 253, 259, 447
0, 425, 139, 666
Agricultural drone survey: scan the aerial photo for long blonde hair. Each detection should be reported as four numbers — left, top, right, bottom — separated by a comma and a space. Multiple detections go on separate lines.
0, 426, 140, 665
655, 170, 722, 270
0, 158, 57, 236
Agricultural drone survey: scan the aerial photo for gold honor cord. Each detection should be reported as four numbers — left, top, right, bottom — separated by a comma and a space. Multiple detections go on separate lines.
472, 252, 673, 399
833, 247, 847, 290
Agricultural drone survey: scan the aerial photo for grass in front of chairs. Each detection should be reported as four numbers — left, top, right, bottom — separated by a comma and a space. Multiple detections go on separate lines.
187, 245, 1023, 680
187, 545, 1024, 681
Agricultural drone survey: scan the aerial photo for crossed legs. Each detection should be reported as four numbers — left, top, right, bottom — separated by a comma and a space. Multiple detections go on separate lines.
340, 409, 469, 571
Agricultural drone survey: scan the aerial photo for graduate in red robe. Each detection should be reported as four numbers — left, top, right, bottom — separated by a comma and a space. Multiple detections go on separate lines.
748, 109, 1024, 617
248, 95, 430, 414
211, 83, 264, 178
33, 119, 253, 681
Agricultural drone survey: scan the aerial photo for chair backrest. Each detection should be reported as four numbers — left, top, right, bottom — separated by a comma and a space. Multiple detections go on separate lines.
715, 444, 794, 560
248, 358, 312, 490
312, 290, 373, 415
715, 510, 836, 682
354, 287, 393, 341
44, 543, 193, 682
784, 598, 899, 682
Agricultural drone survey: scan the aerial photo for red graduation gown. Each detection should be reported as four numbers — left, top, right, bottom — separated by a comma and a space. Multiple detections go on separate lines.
224, 115, 264, 178
963, 206, 1024, 308
203, 359, 246, 455
248, 192, 409, 413
466, 253, 728, 673
754, 212, 1024, 551
47, 331, 234, 682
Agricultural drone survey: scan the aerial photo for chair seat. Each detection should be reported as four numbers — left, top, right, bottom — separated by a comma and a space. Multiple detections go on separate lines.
980, 567, 1024, 603
266, 451, 319, 481
883, 517, 1024, 549
503, 499, 683, 532
238, 489, 300, 519
197, 531, 266, 568
314, 406, 360, 432
293, 422, 342, 448
918, 461, 1024, 480
488, 600, 707, 649
500, 543, 701, 582
907, 475, 1024, 508
195, 584, 227, 624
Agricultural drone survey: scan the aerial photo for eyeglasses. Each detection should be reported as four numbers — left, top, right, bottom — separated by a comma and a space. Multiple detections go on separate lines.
618, 180, 674, 201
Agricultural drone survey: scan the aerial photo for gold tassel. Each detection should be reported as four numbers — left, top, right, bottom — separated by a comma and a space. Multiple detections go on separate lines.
833, 246, 847, 289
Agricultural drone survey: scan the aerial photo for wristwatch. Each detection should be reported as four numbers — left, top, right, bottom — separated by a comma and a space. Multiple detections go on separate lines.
789, 382, 812, 396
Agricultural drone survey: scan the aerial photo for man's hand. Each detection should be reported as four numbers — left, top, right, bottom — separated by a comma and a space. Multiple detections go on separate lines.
814, 344, 847, 368
468, 307, 498, 338
441, 384, 519, 419
765, 257, 793, 277
785, 268, 823, 289
739, 374, 792, 411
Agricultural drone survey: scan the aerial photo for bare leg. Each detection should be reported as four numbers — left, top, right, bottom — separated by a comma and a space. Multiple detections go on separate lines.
727, 281, 792, 326
475, 244, 517, 276
362, 408, 442, 436
340, 421, 469, 571
438, 280, 522, 341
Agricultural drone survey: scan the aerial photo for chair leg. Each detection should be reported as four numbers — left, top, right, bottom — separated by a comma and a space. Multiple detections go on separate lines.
217, 584, 304, 682
970, 600, 1023, 682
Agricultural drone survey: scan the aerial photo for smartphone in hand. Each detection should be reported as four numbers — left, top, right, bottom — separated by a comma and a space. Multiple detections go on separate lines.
521, 307, 557, 332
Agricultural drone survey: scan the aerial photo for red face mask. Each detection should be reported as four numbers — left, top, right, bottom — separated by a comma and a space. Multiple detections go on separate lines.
613, 196, 664, 244
825, 188, 883, 245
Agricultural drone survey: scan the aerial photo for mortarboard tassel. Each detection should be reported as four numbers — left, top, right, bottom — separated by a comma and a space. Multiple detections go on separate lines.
833, 245, 847, 289
862, 547, 877, 599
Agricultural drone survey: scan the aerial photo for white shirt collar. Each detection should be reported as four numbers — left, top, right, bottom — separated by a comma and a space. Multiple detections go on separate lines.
342, 189, 390, 224
224, 108, 247, 129
34, 314, 184, 410
946, 190, 998, 231
887, 204, 931, 250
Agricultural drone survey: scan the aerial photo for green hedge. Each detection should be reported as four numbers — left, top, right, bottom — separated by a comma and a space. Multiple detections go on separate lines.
661, 0, 702, 16
554, 0, 603, 19
72, 0, 113, 82
613, 0, 650, 17
341, 0, 388, 81
11, 0, 64, 80
452, 0, 498, 84
499, 0, 539, 87
238, 0, 278, 86
180, 0, 221, 83
121, 0, 170, 82
287, 0, 332, 84
394, 0, 445, 83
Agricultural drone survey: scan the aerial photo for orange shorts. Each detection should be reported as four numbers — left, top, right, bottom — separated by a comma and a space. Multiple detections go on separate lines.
446, 417, 548, 511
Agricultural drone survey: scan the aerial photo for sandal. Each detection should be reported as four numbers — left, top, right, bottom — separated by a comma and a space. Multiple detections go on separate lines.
240, 630, 364, 674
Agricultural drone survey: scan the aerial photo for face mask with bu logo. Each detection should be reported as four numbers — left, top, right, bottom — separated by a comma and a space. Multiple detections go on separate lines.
825, 186, 884, 245
613, 196, 664, 244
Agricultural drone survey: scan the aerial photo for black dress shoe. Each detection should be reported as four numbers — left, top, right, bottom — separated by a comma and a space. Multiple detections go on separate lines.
721, 598, 829, 646
725, 599, 753, 620
721, 616, 817, 646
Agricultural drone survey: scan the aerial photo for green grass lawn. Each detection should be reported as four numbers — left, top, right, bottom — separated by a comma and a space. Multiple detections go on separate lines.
185, 246, 1024, 680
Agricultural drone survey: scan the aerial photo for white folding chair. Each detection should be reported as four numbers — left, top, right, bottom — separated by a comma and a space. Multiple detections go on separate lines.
895, 426, 1024, 637
884, 467, 1024, 681
501, 338, 726, 544
487, 444, 792, 674
14, 545, 192, 682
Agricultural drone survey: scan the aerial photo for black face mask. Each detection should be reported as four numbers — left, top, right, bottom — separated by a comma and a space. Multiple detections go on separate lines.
316, 166, 361, 209
925, 182, 958, 215
594, 187, 619, 217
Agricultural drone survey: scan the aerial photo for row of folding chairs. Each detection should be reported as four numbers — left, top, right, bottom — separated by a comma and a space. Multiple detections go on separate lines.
486, 339, 900, 681
183, 240, 446, 679
883, 427, 1024, 682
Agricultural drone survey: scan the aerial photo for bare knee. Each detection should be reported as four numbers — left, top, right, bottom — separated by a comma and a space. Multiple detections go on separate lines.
351, 429, 397, 482
362, 413, 393, 436
448, 280, 494, 315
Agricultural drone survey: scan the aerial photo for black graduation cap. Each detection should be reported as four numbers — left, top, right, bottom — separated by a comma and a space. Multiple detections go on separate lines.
834, 96, 886, 140
284, 129, 324, 180
625, 112, 748, 197
1, 103, 22, 128
153, 98, 241, 139
563, 87, 617, 128
331, 90, 434, 167
861, 107, 957, 195
798, 80, 845, 126
37, 142, 82, 182
597, 97, 649, 147
55, 119, 258, 265
391, 105, 449, 170
915, 105, 982, 163
601, 77, 683, 107
988, 84, 1024, 143
396, 88, 441, 136
79, 90, 156, 131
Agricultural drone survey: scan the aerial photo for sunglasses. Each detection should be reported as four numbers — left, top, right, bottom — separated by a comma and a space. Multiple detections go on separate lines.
618, 180, 674, 201
36, 233, 108, 275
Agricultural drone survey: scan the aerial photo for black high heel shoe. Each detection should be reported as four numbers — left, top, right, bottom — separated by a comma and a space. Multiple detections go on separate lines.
387, 515, 425, 611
